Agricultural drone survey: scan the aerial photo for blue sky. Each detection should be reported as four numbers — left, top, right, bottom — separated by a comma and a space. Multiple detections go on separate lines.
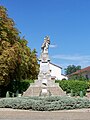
1, 0, 90, 72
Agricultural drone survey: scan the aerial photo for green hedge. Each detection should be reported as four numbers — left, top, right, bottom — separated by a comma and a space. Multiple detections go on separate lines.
7, 79, 34, 96
56, 80, 88, 96
0, 96, 90, 111
18, 79, 34, 93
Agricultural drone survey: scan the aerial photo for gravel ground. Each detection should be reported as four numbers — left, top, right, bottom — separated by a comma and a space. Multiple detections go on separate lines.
0, 108, 90, 120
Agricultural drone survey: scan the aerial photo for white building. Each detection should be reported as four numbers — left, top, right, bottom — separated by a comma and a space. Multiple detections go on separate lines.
49, 63, 68, 80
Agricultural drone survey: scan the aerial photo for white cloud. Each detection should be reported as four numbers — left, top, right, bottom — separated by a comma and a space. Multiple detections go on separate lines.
52, 54, 90, 61
52, 54, 90, 68
50, 44, 57, 48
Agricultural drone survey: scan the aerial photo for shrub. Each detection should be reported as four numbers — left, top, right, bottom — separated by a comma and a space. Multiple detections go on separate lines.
69, 75, 87, 81
6, 91, 10, 98
7, 79, 34, 96
70, 89, 74, 97
80, 91, 84, 97
87, 81, 90, 89
57, 80, 88, 96
18, 79, 34, 93
0, 96, 90, 111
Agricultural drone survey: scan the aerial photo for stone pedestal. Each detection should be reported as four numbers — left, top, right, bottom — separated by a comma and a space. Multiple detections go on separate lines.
34, 52, 51, 96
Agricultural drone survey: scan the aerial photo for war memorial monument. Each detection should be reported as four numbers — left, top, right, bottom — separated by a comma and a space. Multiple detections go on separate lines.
23, 36, 65, 96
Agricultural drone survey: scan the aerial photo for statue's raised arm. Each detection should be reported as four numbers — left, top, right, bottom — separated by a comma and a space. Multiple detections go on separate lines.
41, 36, 50, 54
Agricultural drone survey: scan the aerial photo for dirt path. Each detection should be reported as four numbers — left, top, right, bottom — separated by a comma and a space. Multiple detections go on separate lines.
0, 108, 90, 120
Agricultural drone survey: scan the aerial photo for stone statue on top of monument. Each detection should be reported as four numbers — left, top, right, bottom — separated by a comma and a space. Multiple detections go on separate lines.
41, 36, 50, 54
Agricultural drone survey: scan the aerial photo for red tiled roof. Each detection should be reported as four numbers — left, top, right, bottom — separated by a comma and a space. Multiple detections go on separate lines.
70, 66, 90, 76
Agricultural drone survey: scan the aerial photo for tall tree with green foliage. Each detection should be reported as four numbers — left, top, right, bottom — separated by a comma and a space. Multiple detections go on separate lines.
64, 65, 81, 75
0, 6, 39, 96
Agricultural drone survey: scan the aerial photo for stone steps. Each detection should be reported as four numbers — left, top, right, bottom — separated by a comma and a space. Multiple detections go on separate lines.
31, 79, 59, 86
23, 85, 66, 97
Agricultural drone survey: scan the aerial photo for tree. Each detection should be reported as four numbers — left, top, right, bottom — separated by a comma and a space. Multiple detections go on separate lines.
64, 65, 81, 75
0, 6, 39, 96
0, 6, 20, 86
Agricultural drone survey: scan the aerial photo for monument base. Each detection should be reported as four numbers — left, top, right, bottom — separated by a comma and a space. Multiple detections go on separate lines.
23, 79, 66, 97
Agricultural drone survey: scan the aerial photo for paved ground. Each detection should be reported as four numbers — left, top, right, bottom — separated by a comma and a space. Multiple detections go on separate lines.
0, 108, 90, 120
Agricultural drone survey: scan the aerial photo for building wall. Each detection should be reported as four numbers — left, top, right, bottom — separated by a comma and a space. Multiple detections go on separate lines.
49, 63, 68, 80
81, 71, 90, 79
